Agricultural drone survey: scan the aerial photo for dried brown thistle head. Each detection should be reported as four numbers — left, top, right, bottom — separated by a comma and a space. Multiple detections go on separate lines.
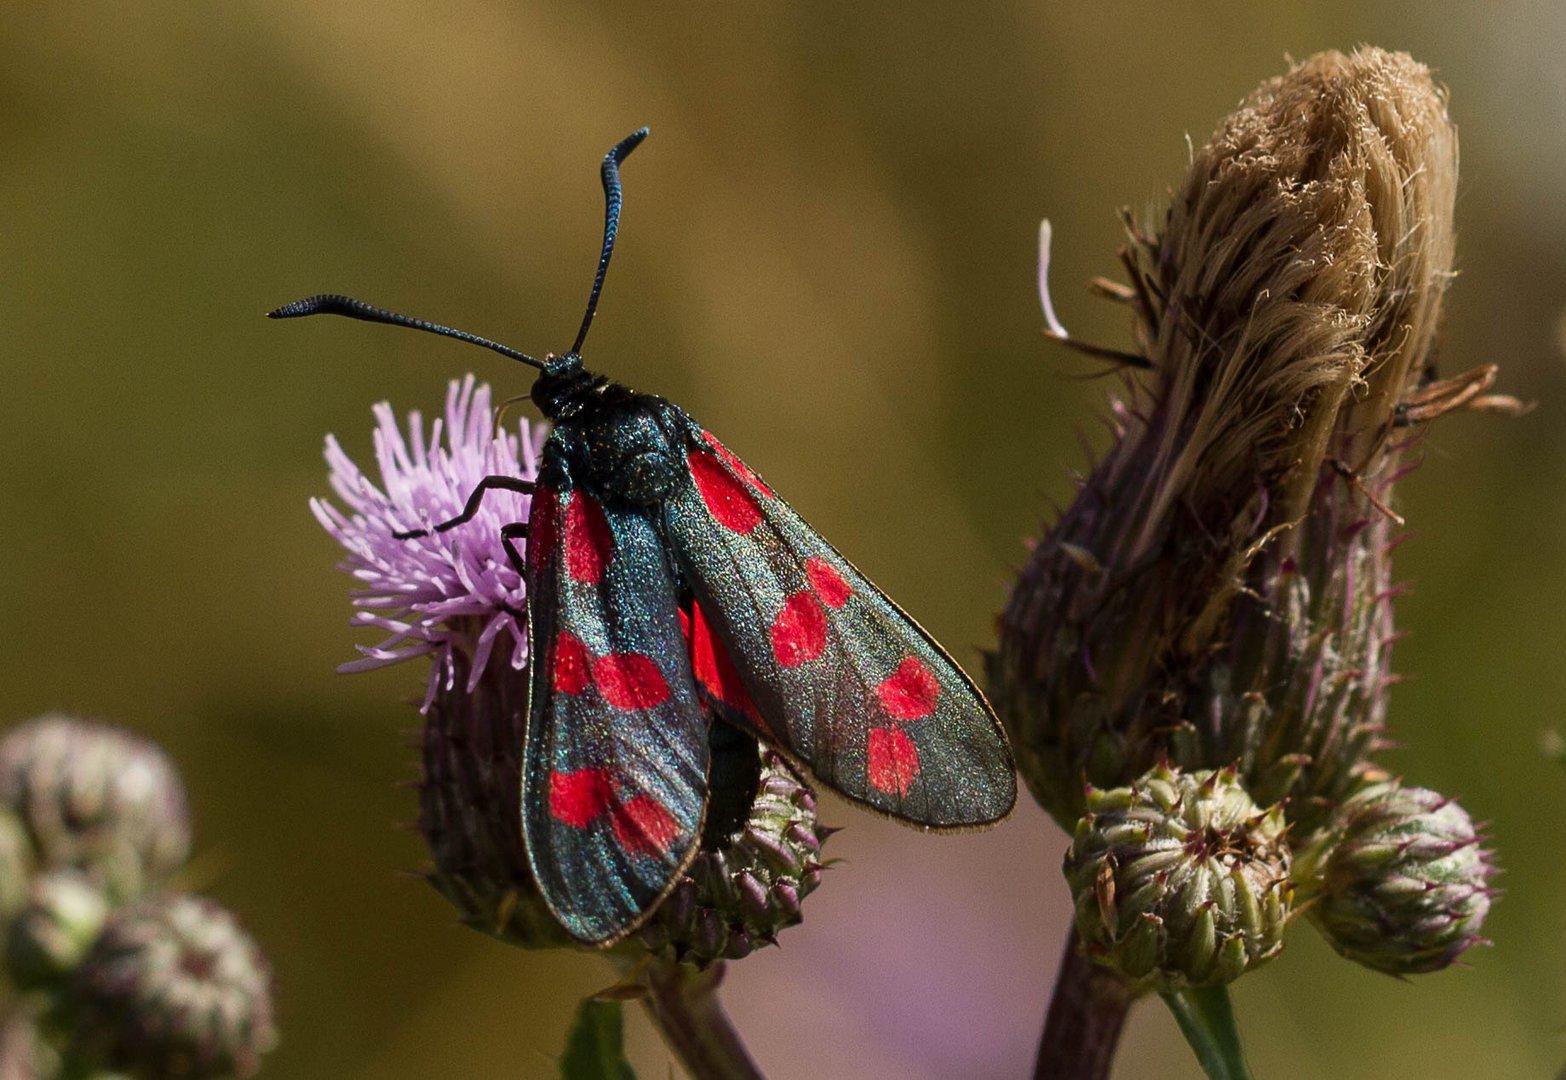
990, 48, 1520, 835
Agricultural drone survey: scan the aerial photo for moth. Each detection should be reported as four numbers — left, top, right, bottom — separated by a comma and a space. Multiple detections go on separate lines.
273, 129, 1016, 945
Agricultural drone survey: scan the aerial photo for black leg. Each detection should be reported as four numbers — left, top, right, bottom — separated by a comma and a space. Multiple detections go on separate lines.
393, 475, 537, 540
499, 522, 530, 579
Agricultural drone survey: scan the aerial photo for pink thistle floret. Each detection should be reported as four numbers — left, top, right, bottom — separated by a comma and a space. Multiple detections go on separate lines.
312, 376, 547, 708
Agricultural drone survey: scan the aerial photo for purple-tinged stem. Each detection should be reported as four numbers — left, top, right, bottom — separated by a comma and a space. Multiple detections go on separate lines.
1034, 926, 1134, 1080
639, 959, 764, 1080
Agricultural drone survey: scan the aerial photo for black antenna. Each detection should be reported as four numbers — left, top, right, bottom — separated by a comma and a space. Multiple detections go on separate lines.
266, 294, 545, 371
571, 127, 649, 356
268, 128, 649, 367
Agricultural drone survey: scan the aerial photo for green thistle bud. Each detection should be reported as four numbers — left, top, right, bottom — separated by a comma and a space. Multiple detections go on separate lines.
0, 715, 191, 903
1064, 764, 1291, 990
1299, 781, 1495, 976
59, 894, 277, 1079
638, 731, 827, 970
5, 871, 110, 993
989, 48, 1508, 837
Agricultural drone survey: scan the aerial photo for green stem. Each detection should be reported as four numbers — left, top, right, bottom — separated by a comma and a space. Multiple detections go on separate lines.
1159, 985, 1254, 1080
1033, 925, 1135, 1080
637, 959, 763, 1080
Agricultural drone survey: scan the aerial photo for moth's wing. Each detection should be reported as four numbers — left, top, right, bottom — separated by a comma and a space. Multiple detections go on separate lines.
665, 426, 1016, 829
522, 465, 708, 945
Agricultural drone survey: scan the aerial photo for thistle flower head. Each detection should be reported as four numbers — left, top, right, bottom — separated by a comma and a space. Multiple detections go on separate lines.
990, 48, 1497, 835
60, 894, 277, 1079
1064, 764, 1291, 991
326, 383, 834, 954
0, 715, 191, 903
1299, 780, 1495, 976
313, 375, 547, 708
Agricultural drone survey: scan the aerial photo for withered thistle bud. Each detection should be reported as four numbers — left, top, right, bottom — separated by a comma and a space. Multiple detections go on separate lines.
0, 716, 192, 903
1296, 780, 1495, 976
991, 49, 1497, 835
58, 894, 277, 1079
1064, 764, 1290, 990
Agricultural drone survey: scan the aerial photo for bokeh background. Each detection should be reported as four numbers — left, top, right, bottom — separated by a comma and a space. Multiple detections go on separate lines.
2, 3, 1562, 1077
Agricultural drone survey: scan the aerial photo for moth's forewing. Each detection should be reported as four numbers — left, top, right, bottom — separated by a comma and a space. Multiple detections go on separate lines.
521, 458, 709, 945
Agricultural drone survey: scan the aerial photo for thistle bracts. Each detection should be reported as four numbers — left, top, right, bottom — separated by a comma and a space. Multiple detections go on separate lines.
639, 742, 827, 969
1295, 779, 1495, 975
1065, 764, 1290, 991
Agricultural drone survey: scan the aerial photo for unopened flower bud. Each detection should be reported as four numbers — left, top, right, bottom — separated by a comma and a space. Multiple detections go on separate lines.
1064, 764, 1290, 990
5, 871, 109, 993
0, 716, 191, 903
61, 894, 277, 1079
639, 730, 827, 969
1300, 781, 1495, 975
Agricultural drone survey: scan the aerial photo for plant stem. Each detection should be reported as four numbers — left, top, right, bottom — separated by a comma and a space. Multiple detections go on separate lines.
1160, 985, 1254, 1080
1034, 925, 1135, 1080
638, 958, 763, 1080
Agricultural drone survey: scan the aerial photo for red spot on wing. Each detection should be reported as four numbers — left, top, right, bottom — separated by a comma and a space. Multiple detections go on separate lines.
527, 487, 558, 571
549, 767, 614, 827
702, 430, 773, 497
610, 793, 681, 856
806, 558, 852, 608
689, 602, 769, 734
551, 632, 592, 694
689, 450, 764, 533
770, 591, 828, 668
593, 653, 672, 709
565, 493, 613, 583
867, 727, 921, 796
877, 657, 940, 719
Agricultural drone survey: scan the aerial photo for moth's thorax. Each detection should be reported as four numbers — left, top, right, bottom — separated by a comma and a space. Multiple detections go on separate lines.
538, 355, 689, 506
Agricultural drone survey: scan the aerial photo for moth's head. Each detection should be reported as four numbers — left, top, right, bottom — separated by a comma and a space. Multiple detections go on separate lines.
541, 352, 583, 379
530, 352, 591, 418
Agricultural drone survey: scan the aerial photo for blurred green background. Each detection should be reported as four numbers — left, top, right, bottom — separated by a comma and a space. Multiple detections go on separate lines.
1, 3, 1562, 1077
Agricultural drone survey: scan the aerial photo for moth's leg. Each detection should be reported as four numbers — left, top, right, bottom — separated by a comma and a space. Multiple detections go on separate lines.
499, 521, 529, 579
393, 475, 537, 540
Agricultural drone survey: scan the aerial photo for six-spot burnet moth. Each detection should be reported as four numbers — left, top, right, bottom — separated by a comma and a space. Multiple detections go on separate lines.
272, 128, 1017, 945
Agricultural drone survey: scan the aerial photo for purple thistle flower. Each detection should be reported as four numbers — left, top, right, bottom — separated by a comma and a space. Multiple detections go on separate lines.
312, 375, 547, 708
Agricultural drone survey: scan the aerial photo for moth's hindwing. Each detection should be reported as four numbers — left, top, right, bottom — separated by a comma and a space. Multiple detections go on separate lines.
665, 425, 1016, 828
522, 453, 709, 945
